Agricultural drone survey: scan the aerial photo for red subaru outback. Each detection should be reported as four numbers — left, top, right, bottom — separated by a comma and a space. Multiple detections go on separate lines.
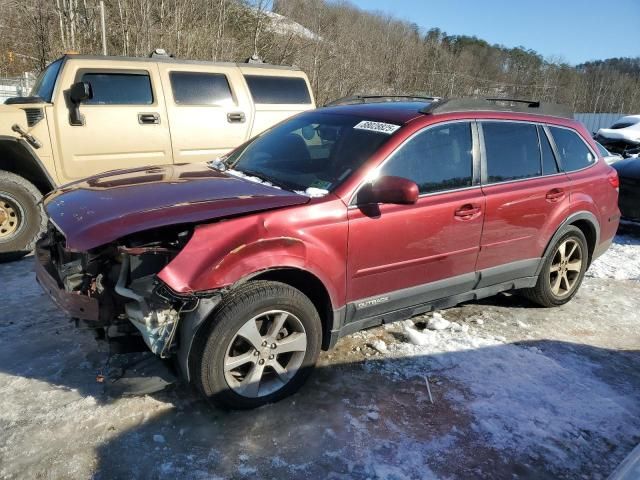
36, 97, 620, 409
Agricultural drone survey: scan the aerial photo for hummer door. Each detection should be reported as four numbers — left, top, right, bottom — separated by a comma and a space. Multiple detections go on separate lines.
53, 60, 172, 182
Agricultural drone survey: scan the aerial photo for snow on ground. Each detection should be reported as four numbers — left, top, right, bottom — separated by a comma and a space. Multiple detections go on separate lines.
588, 231, 640, 281
0, 231, 639, 479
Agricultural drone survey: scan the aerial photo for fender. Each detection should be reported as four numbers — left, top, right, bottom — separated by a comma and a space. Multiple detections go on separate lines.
535, 210, 600, 276
0, 135, 56, 192
158, 210, 347, 309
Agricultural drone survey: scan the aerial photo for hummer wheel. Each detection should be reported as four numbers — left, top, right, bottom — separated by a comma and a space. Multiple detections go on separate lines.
0, 170, 46, 261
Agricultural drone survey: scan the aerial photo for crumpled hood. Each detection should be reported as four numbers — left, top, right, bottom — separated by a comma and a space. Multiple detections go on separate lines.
45, 163, 309, 251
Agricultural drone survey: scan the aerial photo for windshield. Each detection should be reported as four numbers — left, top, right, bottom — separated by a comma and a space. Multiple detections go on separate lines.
30, 59, 63, 102
223, 112, 396, 194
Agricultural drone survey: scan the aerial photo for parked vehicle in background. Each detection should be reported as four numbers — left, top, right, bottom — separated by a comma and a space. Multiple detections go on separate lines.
612, 156, 640, 221
36, 97, 620, 409
0, 51, 314, 258
595, 115, 640, 155
595, 141, 623, 165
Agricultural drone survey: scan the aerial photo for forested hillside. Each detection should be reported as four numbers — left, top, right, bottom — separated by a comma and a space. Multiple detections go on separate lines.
1, 0, 638, 112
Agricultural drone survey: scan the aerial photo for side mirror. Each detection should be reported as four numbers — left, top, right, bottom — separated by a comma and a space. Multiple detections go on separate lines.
68, 81, 92, 126
358, 175, 419, 205
69, 81, 92, 103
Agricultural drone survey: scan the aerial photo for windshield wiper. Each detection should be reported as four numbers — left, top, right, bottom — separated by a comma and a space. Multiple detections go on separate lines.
237, 169, 295, 191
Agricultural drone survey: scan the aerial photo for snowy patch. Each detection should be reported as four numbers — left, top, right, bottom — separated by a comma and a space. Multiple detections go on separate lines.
588, 234, 640, 281
363, 321, 640, 470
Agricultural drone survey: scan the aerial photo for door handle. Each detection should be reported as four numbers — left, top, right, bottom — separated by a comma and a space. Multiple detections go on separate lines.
454, 204, 482, 220
545, 188, 565, 203
227, 112, 246, 123
138, 113, 160, 124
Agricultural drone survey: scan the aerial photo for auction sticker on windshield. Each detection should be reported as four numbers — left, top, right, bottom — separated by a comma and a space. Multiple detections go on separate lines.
354, 120, 400, 134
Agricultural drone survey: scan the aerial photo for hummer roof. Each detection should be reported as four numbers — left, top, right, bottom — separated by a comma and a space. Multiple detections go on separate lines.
60, 53, 303, 71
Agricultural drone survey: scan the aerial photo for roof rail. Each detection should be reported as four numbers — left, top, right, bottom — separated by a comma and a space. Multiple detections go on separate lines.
420, 97, 573, 119
325, 94, 440, 107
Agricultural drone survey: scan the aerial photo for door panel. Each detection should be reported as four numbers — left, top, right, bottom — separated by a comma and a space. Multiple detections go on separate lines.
158, 64, 253, 164
477, 175, 571, 270
54, 62, 172, 181
347, 188, 485, 305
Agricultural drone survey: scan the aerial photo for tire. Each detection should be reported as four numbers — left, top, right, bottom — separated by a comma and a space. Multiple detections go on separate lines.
191, 280, 322, 410
0, 170, 46, 260
522, 226, 589, 307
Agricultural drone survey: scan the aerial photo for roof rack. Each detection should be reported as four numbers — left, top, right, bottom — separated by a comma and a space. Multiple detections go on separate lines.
325, 94, 440, 107
420, 97, 573, 119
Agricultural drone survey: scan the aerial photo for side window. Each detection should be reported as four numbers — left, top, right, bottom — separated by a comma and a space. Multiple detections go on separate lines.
549, 127, 596, 171
244, 75, 311, 104
379, 122, 473, 194
170, 71, 233, 105
483, 122, 541, 183
82, 72, 153, 105
538, 126, 559, 175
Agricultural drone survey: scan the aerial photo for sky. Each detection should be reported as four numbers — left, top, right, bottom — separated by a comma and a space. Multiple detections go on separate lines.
348, 0, 640, 65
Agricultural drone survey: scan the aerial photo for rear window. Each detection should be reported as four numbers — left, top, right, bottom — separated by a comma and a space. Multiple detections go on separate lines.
244, 75, 311, 104
548, 127, 595, 172
82, 72, 153, 105
483, 122, 541, 183
170, 71, 233, 105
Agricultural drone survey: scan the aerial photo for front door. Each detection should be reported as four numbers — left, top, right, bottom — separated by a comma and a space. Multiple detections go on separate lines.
346, 121, 484, 320
54, 60, 172, 182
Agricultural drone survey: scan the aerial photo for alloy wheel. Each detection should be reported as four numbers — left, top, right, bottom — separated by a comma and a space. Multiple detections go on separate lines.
224, 310, 308, 398
549, 238, 583, 297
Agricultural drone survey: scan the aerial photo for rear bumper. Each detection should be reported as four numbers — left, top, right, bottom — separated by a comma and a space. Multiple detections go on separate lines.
34, 240, 99, 321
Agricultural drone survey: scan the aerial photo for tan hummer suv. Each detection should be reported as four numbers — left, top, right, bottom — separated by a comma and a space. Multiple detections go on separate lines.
0, 53, 315, 258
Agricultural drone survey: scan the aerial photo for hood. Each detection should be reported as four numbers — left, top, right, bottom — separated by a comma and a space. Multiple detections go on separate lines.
45, 163, 309, 251
613, 157, 640, 179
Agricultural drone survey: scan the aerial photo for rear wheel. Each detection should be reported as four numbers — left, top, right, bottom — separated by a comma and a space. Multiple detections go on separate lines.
523, 226, 588, 307
191, 281, 322, 409
0, 171, 46, 261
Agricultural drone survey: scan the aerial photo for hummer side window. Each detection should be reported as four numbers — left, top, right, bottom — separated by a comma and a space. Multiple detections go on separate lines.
81, 72, 153, 105
244, 75, 311, 104
170, 72, 233, 105
379, 122, 474, 194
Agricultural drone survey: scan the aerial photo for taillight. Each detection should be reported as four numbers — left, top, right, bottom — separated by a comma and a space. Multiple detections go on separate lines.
608, 170, 619, 190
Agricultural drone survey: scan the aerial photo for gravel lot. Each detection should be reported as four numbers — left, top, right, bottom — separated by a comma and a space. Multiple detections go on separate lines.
1, 224, 639, 480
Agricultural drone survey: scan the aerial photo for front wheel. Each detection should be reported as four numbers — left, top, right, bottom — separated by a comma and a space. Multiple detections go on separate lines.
0, 170, 46, 261
523, 226, 589, 307
191, 281, 322, 409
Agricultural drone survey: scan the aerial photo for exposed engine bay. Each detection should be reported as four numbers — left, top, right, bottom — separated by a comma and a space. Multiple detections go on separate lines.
39, 224, 201, 358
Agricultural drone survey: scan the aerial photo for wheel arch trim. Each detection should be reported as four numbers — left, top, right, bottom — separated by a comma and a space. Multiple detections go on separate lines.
536, 210, 600, 276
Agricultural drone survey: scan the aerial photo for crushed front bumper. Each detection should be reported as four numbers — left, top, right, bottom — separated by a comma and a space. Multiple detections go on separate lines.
34, 239, 99, 321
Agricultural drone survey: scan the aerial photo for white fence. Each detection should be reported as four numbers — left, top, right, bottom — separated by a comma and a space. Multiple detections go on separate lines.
574, 113, 630, 135
0, 74, 36, 104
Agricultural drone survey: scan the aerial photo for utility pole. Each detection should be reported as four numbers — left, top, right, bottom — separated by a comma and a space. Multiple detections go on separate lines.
99, 1, 107, 56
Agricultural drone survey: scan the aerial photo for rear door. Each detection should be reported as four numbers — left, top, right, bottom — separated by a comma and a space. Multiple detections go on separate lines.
476, 121, 572, 278
239, 69, 315, 136
53, 59, 172, 181
158, 64, 253, 163
346, 120, 485, 317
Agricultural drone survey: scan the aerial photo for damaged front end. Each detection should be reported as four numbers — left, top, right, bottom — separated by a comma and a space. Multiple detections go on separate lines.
35, 224, 209, 359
